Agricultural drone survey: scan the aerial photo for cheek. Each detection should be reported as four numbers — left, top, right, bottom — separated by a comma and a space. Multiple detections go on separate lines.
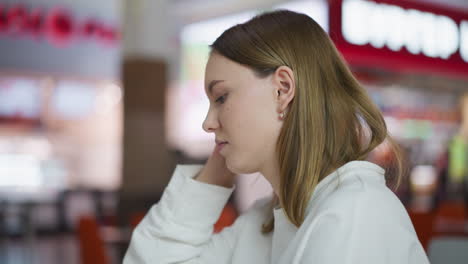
227, 98, 278, 148
220, 102, 244, 135
220, 93, 278, 172
222, 122, 261, 173
225, 123, 272, 174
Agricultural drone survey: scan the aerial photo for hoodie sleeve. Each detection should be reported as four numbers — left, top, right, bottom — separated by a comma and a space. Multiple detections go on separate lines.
123, 164, 242, 264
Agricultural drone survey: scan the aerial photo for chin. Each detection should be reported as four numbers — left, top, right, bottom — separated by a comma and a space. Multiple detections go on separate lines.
226, 157, 258, 175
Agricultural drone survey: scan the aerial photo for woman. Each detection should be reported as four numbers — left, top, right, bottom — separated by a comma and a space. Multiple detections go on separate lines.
124, 10, 429, 263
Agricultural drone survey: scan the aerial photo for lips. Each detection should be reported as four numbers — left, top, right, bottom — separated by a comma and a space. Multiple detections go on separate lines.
215, 139, 228, 145
215, 139, 228, 154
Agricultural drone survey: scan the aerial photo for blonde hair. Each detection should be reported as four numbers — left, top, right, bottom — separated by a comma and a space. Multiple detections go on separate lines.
210, 10, 404, 233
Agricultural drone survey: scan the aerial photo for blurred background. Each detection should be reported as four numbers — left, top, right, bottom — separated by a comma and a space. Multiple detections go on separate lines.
0, 0, 467, 263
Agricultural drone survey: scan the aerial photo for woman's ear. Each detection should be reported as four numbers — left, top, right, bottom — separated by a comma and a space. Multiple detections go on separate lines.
274, 65, 295, 113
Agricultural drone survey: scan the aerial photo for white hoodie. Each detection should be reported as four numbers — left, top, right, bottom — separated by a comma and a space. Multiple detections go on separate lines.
123, 161, 430, 264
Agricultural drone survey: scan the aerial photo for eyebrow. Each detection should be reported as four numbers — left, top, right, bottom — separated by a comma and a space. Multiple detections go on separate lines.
207, 80, 225, 96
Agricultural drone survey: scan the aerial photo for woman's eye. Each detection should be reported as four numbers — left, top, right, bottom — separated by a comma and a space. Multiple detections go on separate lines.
215, 94, 227, 104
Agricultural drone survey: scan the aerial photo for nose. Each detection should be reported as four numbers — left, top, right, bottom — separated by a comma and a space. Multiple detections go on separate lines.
202, 107, 219, 133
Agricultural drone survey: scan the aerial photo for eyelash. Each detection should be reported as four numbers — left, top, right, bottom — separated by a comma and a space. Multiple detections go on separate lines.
215, 94, 227, 104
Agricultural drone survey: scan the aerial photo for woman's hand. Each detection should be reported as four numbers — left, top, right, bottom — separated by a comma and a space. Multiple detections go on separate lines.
194, 148, 236, 188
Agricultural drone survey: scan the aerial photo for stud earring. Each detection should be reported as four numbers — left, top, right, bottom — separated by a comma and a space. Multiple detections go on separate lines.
279, 112, 285, 119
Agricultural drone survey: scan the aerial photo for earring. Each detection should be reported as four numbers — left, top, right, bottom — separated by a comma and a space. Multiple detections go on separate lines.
279, 112, 285, 119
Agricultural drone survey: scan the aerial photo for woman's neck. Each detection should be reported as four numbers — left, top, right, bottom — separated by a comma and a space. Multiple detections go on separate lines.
260, 161, 281, 200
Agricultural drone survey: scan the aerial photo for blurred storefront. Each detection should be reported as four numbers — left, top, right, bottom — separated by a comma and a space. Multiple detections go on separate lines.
329, 0, 468, 211
1, 0, 467, 262
0, 0, 122, 237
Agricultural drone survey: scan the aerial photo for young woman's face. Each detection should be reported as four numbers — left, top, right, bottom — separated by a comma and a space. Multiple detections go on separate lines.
203, 52, 283, 174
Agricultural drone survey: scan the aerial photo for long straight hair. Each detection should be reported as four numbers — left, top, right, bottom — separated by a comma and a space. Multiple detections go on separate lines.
211, 10, 404, 233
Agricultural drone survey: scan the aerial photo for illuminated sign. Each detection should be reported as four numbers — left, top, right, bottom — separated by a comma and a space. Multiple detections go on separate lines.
329, 0, 468, 77
342, 0, 466, 61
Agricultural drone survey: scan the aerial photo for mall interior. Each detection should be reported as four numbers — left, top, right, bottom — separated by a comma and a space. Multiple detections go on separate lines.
0, 0, 467, 263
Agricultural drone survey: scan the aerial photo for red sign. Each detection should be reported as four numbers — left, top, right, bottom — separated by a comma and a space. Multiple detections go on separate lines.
329, 0, 468, 79
0, 4, 120, 48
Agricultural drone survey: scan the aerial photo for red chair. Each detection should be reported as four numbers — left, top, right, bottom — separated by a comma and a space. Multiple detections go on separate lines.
77, 215, 110, 264
432, 201, 466, 236
408, 210, 435, 250
129, 211, 147, 228
214, 203, 238, 233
